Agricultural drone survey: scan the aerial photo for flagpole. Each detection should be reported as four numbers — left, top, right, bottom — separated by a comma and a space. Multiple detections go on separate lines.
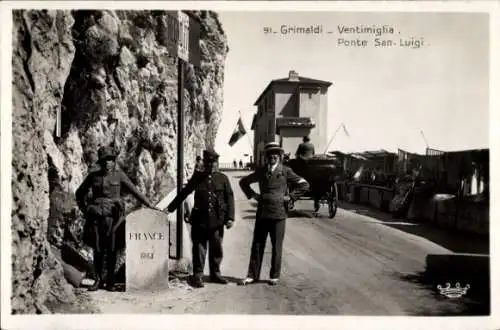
420, 129, 429, 153
239, 110, 254, 157
324, 123, 343, 154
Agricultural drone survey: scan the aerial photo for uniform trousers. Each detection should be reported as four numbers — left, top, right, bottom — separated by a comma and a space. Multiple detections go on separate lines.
191, 225, 224, 278
247, 217, 286, 280
87, 204, 119, 287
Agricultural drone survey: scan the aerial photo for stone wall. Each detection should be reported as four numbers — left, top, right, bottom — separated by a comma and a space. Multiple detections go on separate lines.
343, 183, 489, 236
11, 9, 228, 314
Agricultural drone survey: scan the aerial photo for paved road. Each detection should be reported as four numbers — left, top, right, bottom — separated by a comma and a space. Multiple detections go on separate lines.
90, 171, 489, 315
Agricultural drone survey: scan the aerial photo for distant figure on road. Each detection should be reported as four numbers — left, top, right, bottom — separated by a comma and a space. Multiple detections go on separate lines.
233, 159, 237, 168
296, 136, 315, 160
75, 146, 156, 292
239, 159, 243, 168
167, 149, 235, 288
238, 142, 309, 286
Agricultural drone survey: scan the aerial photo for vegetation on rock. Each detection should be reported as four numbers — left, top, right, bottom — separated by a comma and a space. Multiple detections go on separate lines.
12, 9, 227, 313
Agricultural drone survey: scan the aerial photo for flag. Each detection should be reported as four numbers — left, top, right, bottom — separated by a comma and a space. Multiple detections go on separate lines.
342, 124, 350, 137
228, 117, 247, 146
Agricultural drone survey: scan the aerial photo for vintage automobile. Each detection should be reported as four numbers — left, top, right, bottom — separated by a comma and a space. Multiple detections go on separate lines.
284, 154, 343, 218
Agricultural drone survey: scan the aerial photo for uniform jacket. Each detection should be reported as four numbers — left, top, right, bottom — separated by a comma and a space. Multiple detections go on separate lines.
239, 163, 310, 220
167, 170, 235, 229
75, 167, 151, 251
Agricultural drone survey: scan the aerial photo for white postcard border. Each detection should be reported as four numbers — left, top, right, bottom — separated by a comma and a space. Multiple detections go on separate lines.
1, 1, 499, 330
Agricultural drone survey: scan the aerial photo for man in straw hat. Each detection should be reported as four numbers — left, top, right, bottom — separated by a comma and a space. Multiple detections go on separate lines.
239, 142, 309, 286
167, 148, 235, 288
76, 145, 157, 291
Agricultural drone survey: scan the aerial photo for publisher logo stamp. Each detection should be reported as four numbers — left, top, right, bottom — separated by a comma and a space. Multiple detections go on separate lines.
437, 282, 470, 299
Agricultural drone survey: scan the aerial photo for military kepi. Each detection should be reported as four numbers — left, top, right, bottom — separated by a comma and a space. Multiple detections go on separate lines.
98, 146, 117, 161
203, 148, 220, 162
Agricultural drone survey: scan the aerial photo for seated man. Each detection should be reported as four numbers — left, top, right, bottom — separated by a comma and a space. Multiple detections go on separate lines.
293, 136, 315, 180
295, 136, 315, 161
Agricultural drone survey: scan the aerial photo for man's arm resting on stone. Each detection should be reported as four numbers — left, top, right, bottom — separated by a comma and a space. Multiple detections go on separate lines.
119, 171, 154, 208
167, 173, 199, 213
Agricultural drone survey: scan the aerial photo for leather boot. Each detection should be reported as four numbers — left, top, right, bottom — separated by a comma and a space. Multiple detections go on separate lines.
89, 252, 104, 291
106, 251, 118, 291
87, 273, 101, 292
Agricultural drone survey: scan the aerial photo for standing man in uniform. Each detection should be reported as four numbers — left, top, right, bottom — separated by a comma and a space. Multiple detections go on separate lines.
76, 146, 157, 291
167, 149, 235, 288
239, 142, 309, 286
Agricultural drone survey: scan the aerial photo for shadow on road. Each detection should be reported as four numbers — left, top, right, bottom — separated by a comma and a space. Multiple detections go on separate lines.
240, 201, 334, 221
338, 203, 490, 315
169, 272, 270, 288
387, 222, 488, 254
392, 253, 490, 316
287, 209, 315, 219
338, 201, 489, 255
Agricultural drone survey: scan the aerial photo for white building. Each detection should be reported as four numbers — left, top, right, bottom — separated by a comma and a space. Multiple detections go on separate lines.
251, 70, 332, 166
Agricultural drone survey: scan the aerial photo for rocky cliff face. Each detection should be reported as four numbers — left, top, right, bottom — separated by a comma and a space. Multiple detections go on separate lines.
11, 9, 228, 314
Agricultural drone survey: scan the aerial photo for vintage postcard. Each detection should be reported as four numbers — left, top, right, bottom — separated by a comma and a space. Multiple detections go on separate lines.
1, 1, 498, 330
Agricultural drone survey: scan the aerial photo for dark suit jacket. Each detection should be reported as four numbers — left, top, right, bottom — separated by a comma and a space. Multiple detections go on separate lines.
239, 164, 309, 220
167, 170, 235, 229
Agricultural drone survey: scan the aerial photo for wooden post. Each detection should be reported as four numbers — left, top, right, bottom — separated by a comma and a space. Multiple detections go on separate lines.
56, 106, 61, 138
172, 11, 199, 260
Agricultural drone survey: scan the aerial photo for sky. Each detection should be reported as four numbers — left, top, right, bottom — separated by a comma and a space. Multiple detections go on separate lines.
213, 11, 490, 164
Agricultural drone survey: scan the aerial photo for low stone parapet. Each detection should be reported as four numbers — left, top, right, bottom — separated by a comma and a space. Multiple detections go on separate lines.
344, 182, 489, 236
446, 200, 489, 236
346, 182, 395, 211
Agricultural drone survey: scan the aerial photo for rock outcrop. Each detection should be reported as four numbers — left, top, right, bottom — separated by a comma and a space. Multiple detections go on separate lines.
11, 9, 228, 314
